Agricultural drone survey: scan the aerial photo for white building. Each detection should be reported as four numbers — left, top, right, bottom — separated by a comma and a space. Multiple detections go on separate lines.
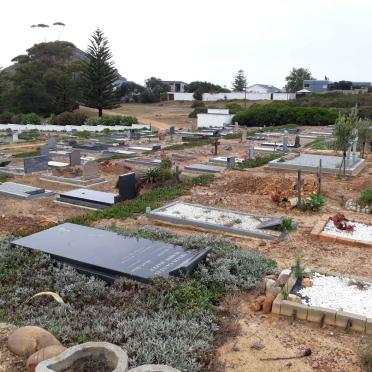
246, 84, 281, 94
197, 109, 233, 128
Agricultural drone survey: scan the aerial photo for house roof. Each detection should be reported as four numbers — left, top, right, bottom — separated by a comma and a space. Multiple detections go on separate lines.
161, 80, 187, 85
247, 84, 280, 93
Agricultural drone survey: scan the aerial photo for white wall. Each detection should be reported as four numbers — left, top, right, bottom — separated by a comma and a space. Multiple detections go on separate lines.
273, 93, 296, 100
197, 113, 233, 128
169, 91, 295, 101
171, 92, 194, 101
208, 109, 230, 114
0, 124, 149, 132
247, 85, 272, 94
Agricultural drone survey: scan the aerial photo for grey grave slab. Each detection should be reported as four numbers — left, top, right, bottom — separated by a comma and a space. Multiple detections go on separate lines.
102, 150, 137, 157
12, 223, 211, 283
268, 153, 366, 176
125, 157, 161, 166
0, 182, 53, 199
57, 188, 116, 209
48, 161, 69, 168
184, 163, 225, 173
209, 156, 244, 165
256, 218, 284, 229
72, 143, 110, 152
127, 146, 153, 153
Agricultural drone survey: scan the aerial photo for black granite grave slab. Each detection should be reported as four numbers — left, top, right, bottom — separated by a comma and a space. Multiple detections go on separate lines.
72, 143, 110, 152
12, 223, 211, 283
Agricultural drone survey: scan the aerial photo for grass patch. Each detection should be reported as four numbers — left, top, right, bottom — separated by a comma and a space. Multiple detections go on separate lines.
165, 139, 212, 151
0, 175, 9, 183
0, 227, 276, 371
359, 188, 372, 207
307, 139, 334, 150
234, 153, 282, 170
13, 149, 40, 158
68, 174, 214, 226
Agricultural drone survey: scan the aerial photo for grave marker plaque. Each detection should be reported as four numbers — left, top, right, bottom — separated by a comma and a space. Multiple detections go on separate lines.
12, 223, 211, 283
24, 156, 49, 174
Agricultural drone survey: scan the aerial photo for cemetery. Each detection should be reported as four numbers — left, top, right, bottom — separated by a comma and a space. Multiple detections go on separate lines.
0, 119, 371, 372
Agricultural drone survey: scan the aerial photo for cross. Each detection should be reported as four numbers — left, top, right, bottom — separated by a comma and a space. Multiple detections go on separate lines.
212, 138, 221, 156
296, 170, 304, 207
174, 165, 182, 182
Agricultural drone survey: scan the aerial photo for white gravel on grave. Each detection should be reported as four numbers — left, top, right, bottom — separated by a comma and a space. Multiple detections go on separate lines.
298, 273, 372, 318
155, 202, 281, 236
323, 219, 372, 243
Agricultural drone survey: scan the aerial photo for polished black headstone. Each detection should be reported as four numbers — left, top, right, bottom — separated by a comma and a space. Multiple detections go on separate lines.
12, 223, 211, 283
115, 172, 137, 202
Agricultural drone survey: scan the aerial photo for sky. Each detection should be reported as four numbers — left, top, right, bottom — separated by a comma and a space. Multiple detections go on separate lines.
1, 0, 371, 89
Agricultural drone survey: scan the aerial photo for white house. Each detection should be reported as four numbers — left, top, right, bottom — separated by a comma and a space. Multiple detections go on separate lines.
246, 84, 281, 94
197, 109, 233, 128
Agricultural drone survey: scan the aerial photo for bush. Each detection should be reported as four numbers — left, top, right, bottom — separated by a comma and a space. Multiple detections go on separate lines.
191, 100, 205, 109
234, 154, 282, 170
12, 113, 42, 124
0, 111, 14, 124
299, 193, 325, 211
50, 112, 87, 125
86, 115, 138, 126
233, 103, 338, 127
189, 106, 207, 118
225, 101, 243, 114
359, 189, 372, 207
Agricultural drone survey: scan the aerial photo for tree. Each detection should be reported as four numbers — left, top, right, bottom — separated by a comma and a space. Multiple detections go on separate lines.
329, 81, 352, 91
81, 28, 120, 116
357, 119, 372, 158
186, 81, 230, 94
333, 107, 359, 175
285, 67, 314, 92
139, 77, 168, 103
232, 69, 247, 92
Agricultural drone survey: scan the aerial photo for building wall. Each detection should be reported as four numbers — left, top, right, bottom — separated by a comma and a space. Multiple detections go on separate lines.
247, 85, 273, 93
197, 113, 233, 128
169, 92, 295, 101
303, 80, 330, 93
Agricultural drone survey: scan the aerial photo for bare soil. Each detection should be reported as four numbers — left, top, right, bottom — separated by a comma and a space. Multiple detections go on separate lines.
0, 327, 23, 372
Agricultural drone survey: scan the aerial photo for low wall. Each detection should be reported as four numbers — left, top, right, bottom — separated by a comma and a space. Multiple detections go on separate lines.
0, 124, 149, 132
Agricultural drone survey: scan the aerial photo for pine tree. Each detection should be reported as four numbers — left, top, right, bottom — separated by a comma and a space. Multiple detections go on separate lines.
81, 28, 119, 117
232, 70, 247, 92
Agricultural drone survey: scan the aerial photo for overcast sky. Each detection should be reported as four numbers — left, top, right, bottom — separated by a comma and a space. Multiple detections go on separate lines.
1, 0, 371, 89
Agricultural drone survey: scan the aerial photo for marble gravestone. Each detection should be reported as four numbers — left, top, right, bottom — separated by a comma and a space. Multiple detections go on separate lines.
12, 223, 211, 283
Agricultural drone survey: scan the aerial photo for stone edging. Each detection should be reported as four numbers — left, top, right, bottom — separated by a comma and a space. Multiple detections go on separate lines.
272, 268, 372, 335
310, 215, 372, 248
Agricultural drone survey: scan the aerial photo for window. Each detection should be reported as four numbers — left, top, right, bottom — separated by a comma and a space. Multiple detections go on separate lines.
304, 84, 310, 88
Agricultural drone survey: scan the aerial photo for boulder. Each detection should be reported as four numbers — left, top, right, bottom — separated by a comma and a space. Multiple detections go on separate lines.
265, 278, 276, 293
302, 278, 313, 287
262, 293, 275, 314
128, 365, 181, 372
8, 326, 62, 358
288, 294, 302, 303
27, 345, 66, 372
267, 286, 282, 296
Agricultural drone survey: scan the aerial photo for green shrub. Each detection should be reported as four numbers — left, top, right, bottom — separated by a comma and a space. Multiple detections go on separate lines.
0, 111, 14, 124
299, 193, 325, 211
75, 130, 91, 139
281, 217, 296, 231
12, 113, 41, 124
233, 103, 337, 127
86, 115, 138, 126
191, 100, 205, 109
294, 256, 303, 279
51, 112, 87, 125
225, 101, 243, 114
234, 153, 282, 170
359, 189, 372, 207
189, 106, 207, 118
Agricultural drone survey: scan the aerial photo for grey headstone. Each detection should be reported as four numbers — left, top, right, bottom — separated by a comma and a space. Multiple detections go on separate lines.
282, 133, 289, 152
12, 133, 18, 143
47, 138, 57, 148
169, 126, 175, 135
69, 150, 81, 166
152, 145, 161, 151
130, 130, 141, 140
24, 156, 49, 174
226, 156, 236, 168
249, 148, 256, 160
82, 161, 100, 180
40, 146, 50, 158
115, 172, 137, 202
294, 135, 301, 148
12, 223, 211, 283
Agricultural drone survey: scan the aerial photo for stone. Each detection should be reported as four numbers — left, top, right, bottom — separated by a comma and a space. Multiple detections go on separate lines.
47, 138, 57, 148
115, 172, 137, 202
69, 150, 81, 166
302, 278, 313, 287
82, 160, 100, 180
24, 156, 49, 174
262, 293, 275, 314
250, 301, 262, 312
35, 342, 128, 372
256, 295, 266, 305
287, 294, 302, 303
265, 278, 276, 292
276, 269, 291, 286
128, 365, 181, 372
267, 286, 282, 296
27, 345, 66, 372
8, 326, 62, 358
226, 156, 236, 168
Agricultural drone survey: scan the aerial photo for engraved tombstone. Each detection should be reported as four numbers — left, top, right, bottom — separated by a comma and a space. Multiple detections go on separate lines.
114, 172, 137, 203
82, 161, 100, 180
69, 150, 81, 166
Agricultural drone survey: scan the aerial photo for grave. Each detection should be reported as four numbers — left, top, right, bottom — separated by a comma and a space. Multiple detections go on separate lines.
148, 201, 290, 240
127, 146, 155, 153
184, 163, 225, 173
209, 156, 244, 165
24, 155, 49, 174
72, 143, 110, 152
12, 223, 211, 283
124, 157, 161, 167
47, 138, 57, 148
268, 153, 365, 176
40, 160, 106, 187
254, 146, 283, 153
57, 173, 137, 209
0, 182, 53, 199
102, 150, 137, 157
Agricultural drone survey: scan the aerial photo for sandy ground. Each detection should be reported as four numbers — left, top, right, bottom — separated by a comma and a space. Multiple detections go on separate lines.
0, 124, 371, 371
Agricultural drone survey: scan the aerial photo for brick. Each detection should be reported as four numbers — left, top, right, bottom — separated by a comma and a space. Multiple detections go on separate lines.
319, 233, 336, 243
366, 318, 372, 335
307, 306, 336, 326
272, 295, 282, 315
336, 311, 367, 333
280, 300, 308, 320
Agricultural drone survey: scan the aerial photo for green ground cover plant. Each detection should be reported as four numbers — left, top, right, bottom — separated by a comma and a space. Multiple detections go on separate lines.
0, 227, 276, 371
234, 153, 282, 170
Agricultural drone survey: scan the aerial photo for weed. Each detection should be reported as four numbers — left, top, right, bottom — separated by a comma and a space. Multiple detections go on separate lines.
234, 153, 282, 170
281, 217, 296, 231
281, 283, 289, 300
294, 256, 303, 279
299, 193, 325, 211
359, 189, 372, 207
13, 149, 40, 158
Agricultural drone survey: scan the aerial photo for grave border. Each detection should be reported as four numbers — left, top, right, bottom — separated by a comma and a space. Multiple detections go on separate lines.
148, 201, 287, 240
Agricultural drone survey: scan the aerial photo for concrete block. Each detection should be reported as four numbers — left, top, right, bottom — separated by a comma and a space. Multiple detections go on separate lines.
280, 300, 308, 320
307, 306, 337, 326
335, 311, 367, 333
272, 294, 282, 314
366, 318, 372, 335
